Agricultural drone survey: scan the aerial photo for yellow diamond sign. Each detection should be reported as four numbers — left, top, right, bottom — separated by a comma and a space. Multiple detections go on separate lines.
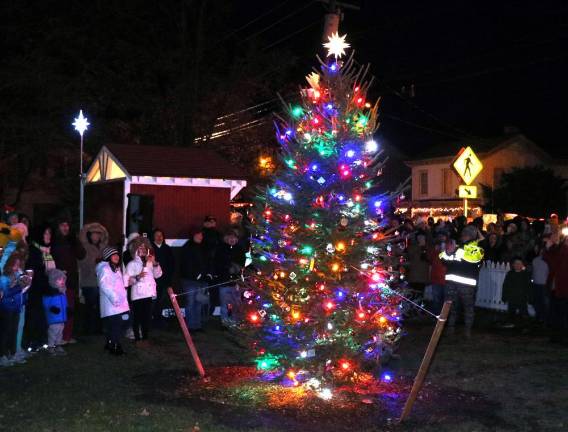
458, 185, 477, 199
452, 146, 483, 185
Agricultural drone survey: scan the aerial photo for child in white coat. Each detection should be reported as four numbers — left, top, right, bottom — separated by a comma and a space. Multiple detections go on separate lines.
97, 247, 130, 355
125, 237, 162, 343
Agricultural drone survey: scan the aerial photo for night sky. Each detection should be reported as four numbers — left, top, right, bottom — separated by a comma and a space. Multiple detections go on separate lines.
237, 0, 568, 158
3, 0, 567, 162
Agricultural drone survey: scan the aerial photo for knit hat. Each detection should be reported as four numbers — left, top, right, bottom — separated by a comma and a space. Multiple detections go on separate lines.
127, 232, 140, 244
47, 268, 67, 289
102, 247, 119, 261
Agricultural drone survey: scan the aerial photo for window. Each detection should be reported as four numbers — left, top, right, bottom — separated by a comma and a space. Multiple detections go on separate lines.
442, 168, 452, 196
419, 170, 428, 196
493, 167, 504, 187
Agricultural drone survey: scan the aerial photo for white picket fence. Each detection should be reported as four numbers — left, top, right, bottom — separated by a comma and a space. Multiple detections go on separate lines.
476, 260, 535, 316
476, 261, 510, 311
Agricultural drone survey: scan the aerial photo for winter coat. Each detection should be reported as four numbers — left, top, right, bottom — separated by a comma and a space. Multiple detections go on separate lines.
26, 244, 49, 302
501, 270, 531, 305
51, 232, 86, 291
79, 223, 109, 287
180, 240, 207, 281
214, 242, 246, 285
0, 279, 25, 312
427, 247, 446, 286
544, 243, 568, 299
125, 255, 162, 301
152, 241, 175, 286
96, 261, 129, 318
202, 227, 222, 274
406, 243, 430, 285
439, 240, 484, 287
43, 293, 67, 325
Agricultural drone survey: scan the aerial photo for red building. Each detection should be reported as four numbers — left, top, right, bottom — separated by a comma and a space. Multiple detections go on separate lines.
84, 143, 247, 247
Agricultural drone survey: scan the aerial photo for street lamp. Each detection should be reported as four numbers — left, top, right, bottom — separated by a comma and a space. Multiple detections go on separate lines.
72, 110, 90, 229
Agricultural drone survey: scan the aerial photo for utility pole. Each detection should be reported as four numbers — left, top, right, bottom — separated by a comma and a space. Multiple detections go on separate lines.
316, 0, 360, 40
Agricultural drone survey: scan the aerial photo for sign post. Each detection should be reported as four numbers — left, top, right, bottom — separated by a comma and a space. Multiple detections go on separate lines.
452, 146, 483, 218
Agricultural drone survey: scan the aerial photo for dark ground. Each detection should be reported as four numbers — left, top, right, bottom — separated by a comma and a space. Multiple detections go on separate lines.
1, 311, 568, 432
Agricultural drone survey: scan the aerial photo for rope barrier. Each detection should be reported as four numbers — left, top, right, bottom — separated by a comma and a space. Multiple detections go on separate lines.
349, 265, 440, 321
171, 276, 253, 298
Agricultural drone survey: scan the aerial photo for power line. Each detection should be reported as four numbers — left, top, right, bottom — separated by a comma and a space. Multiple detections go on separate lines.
212, 0, 295, 47
263, 19, 321, 51
242, 1, 317, 42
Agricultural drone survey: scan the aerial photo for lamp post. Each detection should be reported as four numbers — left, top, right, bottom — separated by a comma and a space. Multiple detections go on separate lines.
72, 110, 90, 229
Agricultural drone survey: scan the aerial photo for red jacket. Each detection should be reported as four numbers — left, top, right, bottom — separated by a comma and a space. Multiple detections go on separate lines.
427, 247, 447, 286
544, 244, 568, 298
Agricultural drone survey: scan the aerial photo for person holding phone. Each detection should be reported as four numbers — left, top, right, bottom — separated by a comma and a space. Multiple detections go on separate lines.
125, 236, 162, 344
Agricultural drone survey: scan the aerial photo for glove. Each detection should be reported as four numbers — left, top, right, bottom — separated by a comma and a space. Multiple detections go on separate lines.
49, 306, 61, 314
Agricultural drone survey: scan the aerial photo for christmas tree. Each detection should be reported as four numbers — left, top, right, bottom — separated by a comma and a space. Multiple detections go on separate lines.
245, 33, 405, 399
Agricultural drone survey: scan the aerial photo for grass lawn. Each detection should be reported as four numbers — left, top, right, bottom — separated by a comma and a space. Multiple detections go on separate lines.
1, 313, 568, 432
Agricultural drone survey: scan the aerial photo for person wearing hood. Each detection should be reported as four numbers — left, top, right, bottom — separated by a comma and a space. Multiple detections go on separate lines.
125, 237, 162, 343
24, 225, 55, 351
79, 222, 109, 335
51, 216, 86, 344
97, 247, 129, 355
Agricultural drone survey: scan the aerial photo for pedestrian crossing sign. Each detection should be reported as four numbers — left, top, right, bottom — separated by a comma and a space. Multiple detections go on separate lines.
458, 185, 477, 199
452, 146, 483, 185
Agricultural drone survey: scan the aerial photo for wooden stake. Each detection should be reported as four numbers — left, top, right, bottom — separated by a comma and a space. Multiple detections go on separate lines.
399, 300, 452, 423
168, 287, 206, 378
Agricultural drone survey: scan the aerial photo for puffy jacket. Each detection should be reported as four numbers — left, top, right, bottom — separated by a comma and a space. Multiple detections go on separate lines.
439, 240, 484, 287
96, 262, 129, 318
79, 223, 109, 287
0, 282, 24, 312
43, 293, 67, 325
125, 256, 162, 301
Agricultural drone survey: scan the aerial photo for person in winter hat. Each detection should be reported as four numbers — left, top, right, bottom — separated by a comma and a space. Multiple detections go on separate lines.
43, 269, 68, 356
97, 247, 129, 355
0, 247, 32, 366
125, 236, 162, 343
79, 222, 109, 335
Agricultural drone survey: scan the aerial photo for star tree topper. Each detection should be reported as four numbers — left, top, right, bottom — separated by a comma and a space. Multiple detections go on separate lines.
323, 32, 350, 59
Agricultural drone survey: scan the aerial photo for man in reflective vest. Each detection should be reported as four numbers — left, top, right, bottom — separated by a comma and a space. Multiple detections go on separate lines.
439, 225, 484, 338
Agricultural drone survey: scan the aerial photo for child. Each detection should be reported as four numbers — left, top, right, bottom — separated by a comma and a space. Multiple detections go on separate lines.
125, 237, 161, 343
97, 247, 129, 355
501, 257, 531, 325
0, 249, 31, 366
43, 269, 68, 356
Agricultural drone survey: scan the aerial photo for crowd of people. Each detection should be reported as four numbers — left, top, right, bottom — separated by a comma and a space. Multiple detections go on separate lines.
1, 206, 567, 368
400, 213, 568, 342
0, 209, 250, 367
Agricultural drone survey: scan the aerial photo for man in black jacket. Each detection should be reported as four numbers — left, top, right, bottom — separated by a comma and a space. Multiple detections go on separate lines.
51, 217, 86, 344
151, 229, 175, 325
215, 230, 246, 326
180, 232, 207, 331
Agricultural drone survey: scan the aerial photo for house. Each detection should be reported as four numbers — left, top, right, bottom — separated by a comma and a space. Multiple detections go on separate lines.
84, 143, 247, 247
404, 133, 567, 218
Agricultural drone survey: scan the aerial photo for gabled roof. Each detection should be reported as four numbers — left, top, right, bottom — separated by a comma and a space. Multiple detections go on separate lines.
103, 143, 246, 180
404, 134, 553, 166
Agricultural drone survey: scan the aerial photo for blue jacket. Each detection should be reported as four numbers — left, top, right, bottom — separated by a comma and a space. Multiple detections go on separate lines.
0, 278, 24, 312
43, 293, 68, 325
